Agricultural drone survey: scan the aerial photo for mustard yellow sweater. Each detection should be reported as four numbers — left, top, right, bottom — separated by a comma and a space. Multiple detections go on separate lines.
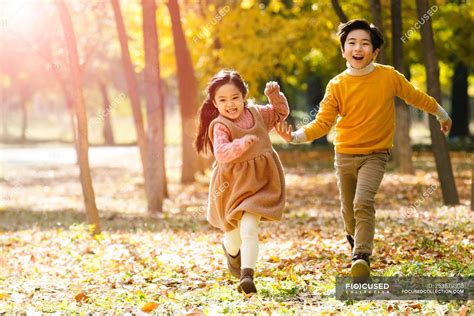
302, 64, 438, 154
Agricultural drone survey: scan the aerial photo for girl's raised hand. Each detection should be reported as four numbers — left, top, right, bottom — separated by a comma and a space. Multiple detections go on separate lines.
275, 121, 293, 142
264, 81, 280, 97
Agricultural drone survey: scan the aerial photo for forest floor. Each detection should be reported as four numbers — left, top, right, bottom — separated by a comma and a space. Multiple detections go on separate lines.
0, 146, 472, 314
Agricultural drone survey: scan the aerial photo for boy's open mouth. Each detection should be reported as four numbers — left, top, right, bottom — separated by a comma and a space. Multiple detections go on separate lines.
353, 56, 364, 60
227, 108, 238, 114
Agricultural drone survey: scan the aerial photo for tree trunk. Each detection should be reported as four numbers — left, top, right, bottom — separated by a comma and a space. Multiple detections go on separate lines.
55, 70, 79, 164
369, 0, 387, 64
167, 0, 198, 183
331, 0, 348, 23
20, 92, 28, 141
98, 80, 115, 146
1, 102, 9, 139
142, 0, 166, 213
471, 163, 473, 211
415, 0, 459, 205
64, 85, 79, 162
36, 26, 79, 158
111, 0, 150, 197
56, 0, 101, 234
450, 61, 469, 138
159, 78, 169, 199
391, 0, 414, 174
67, 106, 79, 165
185, 0, 211, 180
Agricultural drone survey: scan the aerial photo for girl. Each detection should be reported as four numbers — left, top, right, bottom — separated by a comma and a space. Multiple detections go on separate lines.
195, 70, 288, 294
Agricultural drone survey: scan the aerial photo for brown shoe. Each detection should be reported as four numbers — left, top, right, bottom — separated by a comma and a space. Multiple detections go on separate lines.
238, 268, 257, 294
351, 253, 371, 280
222, 243, 241, 278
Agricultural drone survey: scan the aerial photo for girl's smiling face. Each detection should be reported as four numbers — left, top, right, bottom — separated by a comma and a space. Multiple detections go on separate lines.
213, 83, 245, 120
342, 29, 379, 69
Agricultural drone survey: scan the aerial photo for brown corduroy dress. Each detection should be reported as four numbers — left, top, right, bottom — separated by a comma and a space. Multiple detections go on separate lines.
207, 105, 286, 232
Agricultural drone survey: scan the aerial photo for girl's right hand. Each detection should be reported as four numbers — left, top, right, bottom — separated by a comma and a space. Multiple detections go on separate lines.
264, 81, 280, 97
243, 134, 259, 146
275, 121, 293, 142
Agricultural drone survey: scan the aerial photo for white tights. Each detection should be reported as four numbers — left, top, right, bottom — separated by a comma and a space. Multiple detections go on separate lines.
223, 212, 260, 269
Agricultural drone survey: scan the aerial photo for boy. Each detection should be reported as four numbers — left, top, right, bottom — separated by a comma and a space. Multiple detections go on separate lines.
276, 19, 452, 278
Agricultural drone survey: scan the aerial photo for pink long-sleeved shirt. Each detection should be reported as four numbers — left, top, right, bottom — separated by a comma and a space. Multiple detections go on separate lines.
213, 91, 289, 163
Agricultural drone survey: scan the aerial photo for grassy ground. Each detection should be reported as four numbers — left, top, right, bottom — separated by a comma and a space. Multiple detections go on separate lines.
0, 147, 472, 314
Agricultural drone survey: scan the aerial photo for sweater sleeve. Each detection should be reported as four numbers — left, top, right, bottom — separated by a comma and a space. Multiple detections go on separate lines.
258, 91, 290, 131
213, 123, 254, 163
300, 80, 339, 142
393, 69, 438, 114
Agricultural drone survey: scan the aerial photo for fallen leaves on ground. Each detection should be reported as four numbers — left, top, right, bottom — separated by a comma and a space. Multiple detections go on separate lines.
141, 302, 159, 313
0, 147, 472, 314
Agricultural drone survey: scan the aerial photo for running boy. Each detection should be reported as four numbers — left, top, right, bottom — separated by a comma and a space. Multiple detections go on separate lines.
276, 19, 452, 278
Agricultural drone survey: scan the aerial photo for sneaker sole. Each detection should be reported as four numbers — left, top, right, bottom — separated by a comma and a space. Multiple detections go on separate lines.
351, 259, 370, 278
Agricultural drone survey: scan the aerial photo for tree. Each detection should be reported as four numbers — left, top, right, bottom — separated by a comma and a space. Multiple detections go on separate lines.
369, 0, 387, 64
471, 164, 474, 211
431, 1, 472, 140
0, 29, 43, 143
53, 70, 78, 151
450, 61, 469, 139
110, 0, 150, 197
415, 0, 459, 205
0, 103, 9, 139
142, 0, 167, 213
56, 0, 101, 234
98, 79, 115, 145
331, 0, 348, 23
18, 80, 32, 141
167, 0, 198, 183
391, 0, 414, 174
30, 28, 79, 148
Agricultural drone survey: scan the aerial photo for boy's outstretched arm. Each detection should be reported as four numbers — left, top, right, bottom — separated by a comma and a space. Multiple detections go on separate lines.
300, 81, 339, 141
275, 81, 338, 144
274, 84, 339, 144
394, 70, 452, 135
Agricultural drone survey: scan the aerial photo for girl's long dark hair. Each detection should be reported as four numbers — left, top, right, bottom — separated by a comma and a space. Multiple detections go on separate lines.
194, 69, 248, 155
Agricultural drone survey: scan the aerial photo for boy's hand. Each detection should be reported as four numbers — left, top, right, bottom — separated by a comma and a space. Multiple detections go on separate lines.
440, 117, 452, 135
264, 81, 280, 98
275, 121, 293, 142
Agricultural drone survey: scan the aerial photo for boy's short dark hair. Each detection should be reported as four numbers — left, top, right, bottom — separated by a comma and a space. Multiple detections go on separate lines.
337, 19, 384, 51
